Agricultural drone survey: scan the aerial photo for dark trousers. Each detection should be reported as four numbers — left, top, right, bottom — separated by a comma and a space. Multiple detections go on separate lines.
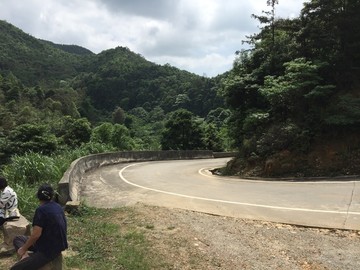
10, 235, 58, 270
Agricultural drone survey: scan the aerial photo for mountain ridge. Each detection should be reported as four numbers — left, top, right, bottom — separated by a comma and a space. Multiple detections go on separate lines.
0, 20, 211, 87
0, 19, 224, 118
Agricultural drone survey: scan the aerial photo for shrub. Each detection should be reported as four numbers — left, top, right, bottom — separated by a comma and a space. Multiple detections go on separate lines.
256, 122, 308, 155
12, 183, 38, 218
2, 152, 60, 185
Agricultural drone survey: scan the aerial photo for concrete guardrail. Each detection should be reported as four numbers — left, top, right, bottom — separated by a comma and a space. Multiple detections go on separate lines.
57, 150, 224, 205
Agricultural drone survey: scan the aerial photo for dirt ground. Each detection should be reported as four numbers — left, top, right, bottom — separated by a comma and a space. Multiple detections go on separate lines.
1, 203, 359, 269
114, 203, 360, 270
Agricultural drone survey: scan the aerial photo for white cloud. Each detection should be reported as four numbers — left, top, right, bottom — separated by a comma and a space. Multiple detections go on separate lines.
150, 52, 235, 77
0, 0, 307, 77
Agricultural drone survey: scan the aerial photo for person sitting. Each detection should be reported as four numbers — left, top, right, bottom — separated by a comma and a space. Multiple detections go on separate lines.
0, 176, 20, 226
10, 183, 68, 270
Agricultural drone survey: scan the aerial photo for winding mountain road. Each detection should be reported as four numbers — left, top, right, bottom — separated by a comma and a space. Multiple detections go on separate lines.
81, 158, 360, 230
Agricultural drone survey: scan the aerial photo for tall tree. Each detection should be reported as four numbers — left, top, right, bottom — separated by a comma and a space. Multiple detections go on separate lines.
300, 1, 360, 69
267, 0, 279, 53
161, 109, 205, 150
5, 124, 57, 155
59, 116, 92, 147
112, 106, 126, 124
260, 58, 335, 126
249, 0, 279, 73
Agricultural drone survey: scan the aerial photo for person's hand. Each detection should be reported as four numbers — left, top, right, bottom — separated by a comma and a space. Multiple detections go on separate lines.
17, 247, 27, 258
21, 251, 29, 260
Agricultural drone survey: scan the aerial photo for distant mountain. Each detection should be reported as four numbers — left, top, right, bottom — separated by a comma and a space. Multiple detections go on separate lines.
77, 46, 223, 116
0, 20, 224, 118
0, 20, 91, 85
41, 40, 94, 56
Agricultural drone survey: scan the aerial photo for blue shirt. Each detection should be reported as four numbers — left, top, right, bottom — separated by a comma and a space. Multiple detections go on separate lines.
33, 201, 68, 257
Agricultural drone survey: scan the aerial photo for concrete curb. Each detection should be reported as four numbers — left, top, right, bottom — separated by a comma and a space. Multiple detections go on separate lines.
239, 175, 360, 182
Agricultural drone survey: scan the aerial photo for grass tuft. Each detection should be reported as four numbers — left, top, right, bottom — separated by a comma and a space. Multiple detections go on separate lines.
66, 205, 153, 270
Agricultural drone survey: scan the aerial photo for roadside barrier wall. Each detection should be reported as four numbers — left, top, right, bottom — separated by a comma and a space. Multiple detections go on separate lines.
58, 150, 215, 205
213, 152, 238, 158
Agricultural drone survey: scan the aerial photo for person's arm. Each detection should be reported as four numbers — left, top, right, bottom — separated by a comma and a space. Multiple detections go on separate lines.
17, 225, 43, 258
0, 190, 8, 208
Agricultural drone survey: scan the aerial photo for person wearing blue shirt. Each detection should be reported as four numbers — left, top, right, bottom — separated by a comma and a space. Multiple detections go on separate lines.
10, 183, 68, 270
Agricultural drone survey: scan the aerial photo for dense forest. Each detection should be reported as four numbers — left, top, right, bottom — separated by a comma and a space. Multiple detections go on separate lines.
1, 0, 360, 179
0, 19, 230, 164
223, 0, 360, 176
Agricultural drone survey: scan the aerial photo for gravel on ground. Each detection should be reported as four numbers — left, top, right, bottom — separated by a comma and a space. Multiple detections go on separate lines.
113, 203, 360, 270
1, 203, 359, 269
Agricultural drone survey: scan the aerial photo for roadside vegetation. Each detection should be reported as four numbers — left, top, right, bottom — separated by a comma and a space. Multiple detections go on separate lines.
1, 1, 359, 181
65, 206, 156, 270
1, 0, 360, 268
0, 149, 161, 269
1, 204, 162, 269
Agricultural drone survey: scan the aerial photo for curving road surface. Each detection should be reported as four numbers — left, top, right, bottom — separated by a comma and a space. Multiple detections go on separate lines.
81, 158, 360, 230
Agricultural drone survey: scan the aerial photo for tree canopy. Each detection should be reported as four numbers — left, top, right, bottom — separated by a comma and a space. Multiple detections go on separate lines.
0, 19, 229, 164
161, 109, 206, 150
1, 0, 360, 177
223, 0, 360, 177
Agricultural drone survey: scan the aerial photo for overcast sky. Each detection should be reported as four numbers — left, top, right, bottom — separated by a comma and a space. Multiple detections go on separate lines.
0, 0, 307, 77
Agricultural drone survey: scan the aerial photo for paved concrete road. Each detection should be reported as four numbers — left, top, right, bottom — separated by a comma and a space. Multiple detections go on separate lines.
81, 158, 360, 230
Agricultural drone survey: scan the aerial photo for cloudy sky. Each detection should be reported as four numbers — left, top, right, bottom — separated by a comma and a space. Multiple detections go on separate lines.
0, 0, 307, 77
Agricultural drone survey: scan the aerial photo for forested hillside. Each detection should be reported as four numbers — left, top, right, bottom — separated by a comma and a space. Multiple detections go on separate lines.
0, 19, 229, 167
79, 46, 223, 118
223, 0, 360, 177
0, 21, 91, 85
1, 0, 360, 178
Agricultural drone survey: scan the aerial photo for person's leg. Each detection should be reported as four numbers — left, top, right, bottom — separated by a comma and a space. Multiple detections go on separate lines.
10, 252, 52, 270
0, 209, 5, 226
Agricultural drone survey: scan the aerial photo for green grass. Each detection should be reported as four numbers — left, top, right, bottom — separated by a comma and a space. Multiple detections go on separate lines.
0, 150, 160, 269
1, 206, 157, 270
65, 205, 153, 270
